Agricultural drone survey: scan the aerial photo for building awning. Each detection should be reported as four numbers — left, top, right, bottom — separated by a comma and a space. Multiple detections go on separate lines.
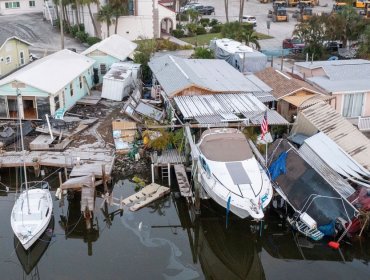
174, 93, 289, 125
282, 94, 333, 108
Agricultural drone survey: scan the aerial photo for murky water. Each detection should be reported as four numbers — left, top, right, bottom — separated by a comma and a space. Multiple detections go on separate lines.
0, 169, 370, 280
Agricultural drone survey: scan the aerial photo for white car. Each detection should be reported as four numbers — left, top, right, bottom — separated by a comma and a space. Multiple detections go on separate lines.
242, 15, 257, 27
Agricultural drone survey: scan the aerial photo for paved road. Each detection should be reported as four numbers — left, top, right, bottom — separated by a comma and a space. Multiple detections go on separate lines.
195, 0, 333, 50
0, 13, 85, 57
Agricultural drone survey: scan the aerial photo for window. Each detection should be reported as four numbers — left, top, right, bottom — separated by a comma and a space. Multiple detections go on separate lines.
29, 0, 35, 7
70, 82, 74, 97
342, 93, 364, 117
5, 2, 20, 8
100, 64, 107, 75
54, 95, 60, 110
6, 56, 11, 64
79, 76, 83, 89
19, 51, 25, 65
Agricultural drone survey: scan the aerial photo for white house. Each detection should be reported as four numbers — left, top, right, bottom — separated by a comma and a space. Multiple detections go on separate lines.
64, 0, 176, 40
0, 0, 44, 15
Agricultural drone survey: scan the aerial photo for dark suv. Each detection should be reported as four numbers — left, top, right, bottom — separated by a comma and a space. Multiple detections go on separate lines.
201, 6, 215, 15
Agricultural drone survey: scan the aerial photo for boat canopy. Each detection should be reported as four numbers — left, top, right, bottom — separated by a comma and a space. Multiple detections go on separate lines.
268, 139, 358, 226
199, 129, 253, 162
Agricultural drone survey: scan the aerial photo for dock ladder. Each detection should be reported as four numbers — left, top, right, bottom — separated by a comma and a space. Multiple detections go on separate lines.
161, 165, 169, 182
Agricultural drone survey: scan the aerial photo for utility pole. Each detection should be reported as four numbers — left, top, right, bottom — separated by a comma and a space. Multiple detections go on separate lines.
59, 0, 64, 50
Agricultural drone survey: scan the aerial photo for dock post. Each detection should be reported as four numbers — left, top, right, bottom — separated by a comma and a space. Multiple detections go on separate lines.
151, 163, 155, 183
64, 167, 68, 181
193, 161, 201, 214
102, 164, 108, 194
58, 171, 63, 186
168, 163, 171, 186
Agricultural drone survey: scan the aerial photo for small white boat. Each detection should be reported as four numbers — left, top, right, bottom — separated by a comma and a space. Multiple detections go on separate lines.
11, 181, 53, 250
197, 128, 272, 220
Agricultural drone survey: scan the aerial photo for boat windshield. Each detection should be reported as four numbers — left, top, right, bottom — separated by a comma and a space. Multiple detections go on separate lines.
199, 130, 253, 162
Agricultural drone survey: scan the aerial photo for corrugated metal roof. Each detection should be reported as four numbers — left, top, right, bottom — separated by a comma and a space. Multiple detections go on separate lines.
148, 55, 262, 97
295, 59, 370, 70
174, 93, 289, 125
308, 76, 370, 93
82, 34, 137, 60
299, 133, 357, 198
299, 102, 370, 171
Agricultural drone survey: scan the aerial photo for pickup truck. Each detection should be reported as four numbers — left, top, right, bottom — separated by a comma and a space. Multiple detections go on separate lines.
282, 37, 305, 53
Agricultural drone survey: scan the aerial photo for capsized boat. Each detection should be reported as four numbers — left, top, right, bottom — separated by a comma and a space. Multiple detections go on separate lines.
196, 128, 272, 220
11, 181, 53, 250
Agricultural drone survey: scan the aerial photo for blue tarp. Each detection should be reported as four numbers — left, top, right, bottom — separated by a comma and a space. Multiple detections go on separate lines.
318, 221, 336, 236
268, 152, 288, 180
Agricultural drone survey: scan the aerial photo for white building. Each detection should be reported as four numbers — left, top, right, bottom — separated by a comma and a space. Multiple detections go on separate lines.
0, 0, 44, 15
63, 0, 176, 40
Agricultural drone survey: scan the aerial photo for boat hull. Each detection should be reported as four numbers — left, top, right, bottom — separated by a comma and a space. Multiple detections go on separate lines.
11, 188, 53, 250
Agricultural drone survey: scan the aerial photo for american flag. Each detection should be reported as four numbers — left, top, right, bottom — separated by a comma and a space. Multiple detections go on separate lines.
261, 111, 268, 140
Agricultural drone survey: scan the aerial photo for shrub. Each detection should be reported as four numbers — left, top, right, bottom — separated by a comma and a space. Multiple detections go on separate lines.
199, 18, 210, 26
70, 25, 79, 37
209, 19, 219, 27
192, 47, 214, 59
86, 36, 101, 46
176, 13, 189, 21
172, 29, 185, 38
75, 31, 88, 43
186, 23, 197, 36
196, 26, 207, 35
210, 24, 222, 33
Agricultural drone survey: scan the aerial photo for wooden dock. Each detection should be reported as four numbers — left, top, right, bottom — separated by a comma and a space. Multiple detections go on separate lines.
174, 164, 192, 197
151, 149, 186, 166
0, 148, 115, 178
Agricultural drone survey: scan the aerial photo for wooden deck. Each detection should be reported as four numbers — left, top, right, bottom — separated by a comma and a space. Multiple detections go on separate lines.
77, 91, 102, 105
151, 149, 186, 166
121, 183, 170, 211
35, 118, 98, 137
0, 148, 115, 178
29, 135, 72, 151
174, 164, 192, 197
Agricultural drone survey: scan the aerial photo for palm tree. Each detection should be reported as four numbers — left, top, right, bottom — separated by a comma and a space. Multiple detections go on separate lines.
80, 0, 100, 37
97, 4, 113, 37
243, 31, 260, 50
109, 0, 129, 34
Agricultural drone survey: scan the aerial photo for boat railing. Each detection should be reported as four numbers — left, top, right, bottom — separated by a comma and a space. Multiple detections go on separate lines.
21, 181, 50, 191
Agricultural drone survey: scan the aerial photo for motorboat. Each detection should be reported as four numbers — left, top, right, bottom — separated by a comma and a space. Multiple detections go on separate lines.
11, 181, 53, 250
196, 128, 272, 220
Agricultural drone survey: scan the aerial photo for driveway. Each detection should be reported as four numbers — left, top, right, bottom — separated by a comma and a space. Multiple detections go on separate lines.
195, 0, 333, 50
0, 13, 85, 57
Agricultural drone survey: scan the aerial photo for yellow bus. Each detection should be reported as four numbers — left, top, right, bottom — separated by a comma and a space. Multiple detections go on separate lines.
354, 0, 366, 8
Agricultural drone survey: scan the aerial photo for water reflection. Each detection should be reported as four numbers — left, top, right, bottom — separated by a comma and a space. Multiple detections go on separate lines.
14, 216, 54, 278
59, 199, 99, 256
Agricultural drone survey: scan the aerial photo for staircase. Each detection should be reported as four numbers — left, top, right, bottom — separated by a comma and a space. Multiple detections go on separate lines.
161, 165, 169, 183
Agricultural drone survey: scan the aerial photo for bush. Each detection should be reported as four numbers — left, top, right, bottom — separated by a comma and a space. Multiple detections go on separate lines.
210, 24, 222, 33
199, 18, 210, 26
209, 19, 219, 27
176, 13, 189, 22
192, 47, 214, 59
172, 29, 185, 38
196, 26, 207, 35
75, 31, 88, 43
186, 23, 197, 36
86, 36, 101, 46
70, 25, 79, 37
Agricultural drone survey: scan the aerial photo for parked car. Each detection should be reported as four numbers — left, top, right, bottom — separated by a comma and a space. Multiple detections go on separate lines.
201, 6, 215, 15
242, 15, 257, 27
180, 3, 195, 13
325, 41, 343, 52
282, 37, 305, 53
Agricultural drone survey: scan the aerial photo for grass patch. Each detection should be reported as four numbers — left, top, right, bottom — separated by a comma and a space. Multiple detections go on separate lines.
180, 32, 273, 46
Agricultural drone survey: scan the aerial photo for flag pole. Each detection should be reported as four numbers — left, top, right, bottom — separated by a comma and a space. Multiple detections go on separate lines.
266, 141, 268, 166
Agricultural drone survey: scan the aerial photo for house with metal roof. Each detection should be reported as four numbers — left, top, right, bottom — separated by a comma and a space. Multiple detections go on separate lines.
290, 101, 370, 172
82, 34, 137, 84
148, 55, 288, 126
295, 59, 370, 120
0, 36, 31, 78
0, 49, 95, 120
255, 67, 332, 122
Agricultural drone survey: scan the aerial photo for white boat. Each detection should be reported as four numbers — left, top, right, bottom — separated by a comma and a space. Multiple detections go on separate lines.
196, 128, 272, 220
11, 181, 53, 250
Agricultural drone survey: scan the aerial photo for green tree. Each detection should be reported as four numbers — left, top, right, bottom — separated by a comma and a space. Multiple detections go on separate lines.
358, 25, 370, 59
97, 4, 113, 37
110, 0, 129, 34
243, 30, 261, 50
192, 47, 214, 59
293, 15, 326, 59
221, 21, 259, 49
133, 39, 156, 83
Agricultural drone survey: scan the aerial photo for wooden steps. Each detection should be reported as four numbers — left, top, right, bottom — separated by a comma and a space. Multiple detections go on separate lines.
174, 164, 192, 197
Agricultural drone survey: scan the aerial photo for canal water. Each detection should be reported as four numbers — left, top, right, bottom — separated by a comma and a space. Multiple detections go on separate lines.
0, 169, 370, 280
